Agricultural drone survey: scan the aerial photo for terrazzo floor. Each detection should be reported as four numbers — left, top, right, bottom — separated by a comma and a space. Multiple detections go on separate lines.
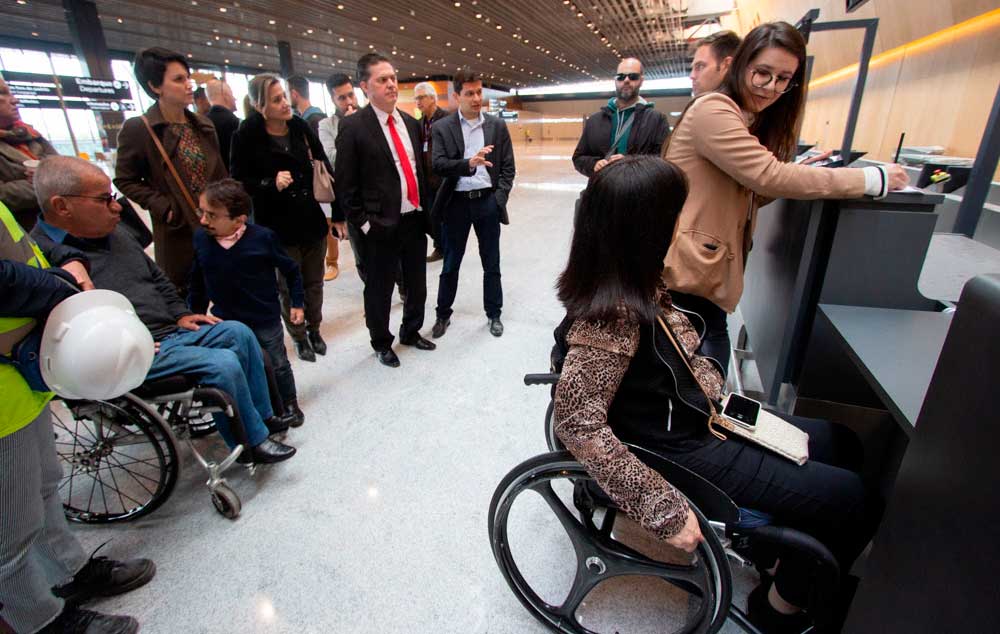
60, 141, 758, 633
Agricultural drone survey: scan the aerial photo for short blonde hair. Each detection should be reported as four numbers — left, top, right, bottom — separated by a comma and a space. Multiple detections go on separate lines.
247, 73, 283, 114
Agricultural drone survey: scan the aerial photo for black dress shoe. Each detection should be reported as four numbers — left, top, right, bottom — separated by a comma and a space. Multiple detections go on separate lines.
54, 547, 156, 605
264, 415, 289, 436
307, 330, 327, 355
284, 398, 305, 428
376, 348, 400, 367
432, 318, 450, 339
489, 317, 504, 337
294, 338, 316, 362
400, 335, 436, 350
237, 438, 296, 464
426, 248, 443, 262
39, 606, 138, 634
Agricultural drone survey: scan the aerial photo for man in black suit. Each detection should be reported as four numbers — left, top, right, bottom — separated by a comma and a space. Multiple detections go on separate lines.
205, 79, 239, 165
430, 69, 516, 339
335, 53, 435, 367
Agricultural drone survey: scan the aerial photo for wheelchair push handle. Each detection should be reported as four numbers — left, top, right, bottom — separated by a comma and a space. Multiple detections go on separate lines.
523, 373, 560, 386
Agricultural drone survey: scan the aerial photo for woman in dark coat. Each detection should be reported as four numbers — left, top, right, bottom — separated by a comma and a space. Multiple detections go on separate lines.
230, 74, 344, 362
114, 48, 226, 295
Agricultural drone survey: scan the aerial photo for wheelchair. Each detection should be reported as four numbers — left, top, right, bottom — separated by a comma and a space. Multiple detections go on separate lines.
488, 373, 842, 634
51, 357, 285, 523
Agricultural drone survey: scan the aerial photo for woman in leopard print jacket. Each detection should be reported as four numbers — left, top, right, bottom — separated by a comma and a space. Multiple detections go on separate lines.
553, 155, 881, 633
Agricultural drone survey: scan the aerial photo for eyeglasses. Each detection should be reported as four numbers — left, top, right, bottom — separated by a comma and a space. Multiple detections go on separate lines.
195, 207, 226, 221
750, 68, 797, 94
615, 72, 641, 82
62, 193, 117, 206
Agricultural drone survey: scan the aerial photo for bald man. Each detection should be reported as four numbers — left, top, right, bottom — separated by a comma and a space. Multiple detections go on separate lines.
205, 79, 239, 167
572, 58, 671, 177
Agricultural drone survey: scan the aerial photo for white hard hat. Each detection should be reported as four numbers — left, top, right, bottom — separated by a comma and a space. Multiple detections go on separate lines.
40, 289, 155, 400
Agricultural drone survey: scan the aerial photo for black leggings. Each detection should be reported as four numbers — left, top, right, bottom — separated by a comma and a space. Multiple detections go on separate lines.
669, 291, 731, 377
653, 414, 882, 607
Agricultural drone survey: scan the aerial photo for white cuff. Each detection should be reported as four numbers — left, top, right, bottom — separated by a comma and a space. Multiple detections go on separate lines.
863, 165, 888, 199
361, 221, 370, 234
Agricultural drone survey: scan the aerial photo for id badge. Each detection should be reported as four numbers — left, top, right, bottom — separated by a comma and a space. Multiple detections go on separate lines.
423, 140, 429, 152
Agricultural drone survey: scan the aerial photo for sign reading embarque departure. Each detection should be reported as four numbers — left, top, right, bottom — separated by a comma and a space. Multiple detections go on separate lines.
3, 70, 133, 107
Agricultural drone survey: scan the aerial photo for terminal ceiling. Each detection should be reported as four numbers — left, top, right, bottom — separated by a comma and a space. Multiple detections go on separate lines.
4, 0, 732, 88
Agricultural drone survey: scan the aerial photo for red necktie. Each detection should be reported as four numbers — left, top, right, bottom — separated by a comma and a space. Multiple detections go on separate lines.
387, 114, 420, 210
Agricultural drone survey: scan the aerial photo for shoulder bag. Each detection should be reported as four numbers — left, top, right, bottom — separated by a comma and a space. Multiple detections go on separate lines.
140, 116, 199, 222
656, 314, 809, 465
307, 144, 335, 203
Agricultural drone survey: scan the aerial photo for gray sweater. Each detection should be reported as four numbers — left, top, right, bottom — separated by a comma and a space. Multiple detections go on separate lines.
31, 222, 192, 341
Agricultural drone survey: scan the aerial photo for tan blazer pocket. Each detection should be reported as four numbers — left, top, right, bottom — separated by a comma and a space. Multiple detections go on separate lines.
666, 229, 733, 296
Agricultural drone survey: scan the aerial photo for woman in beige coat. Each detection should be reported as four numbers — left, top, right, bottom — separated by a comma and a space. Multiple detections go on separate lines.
660, 22, 907, 374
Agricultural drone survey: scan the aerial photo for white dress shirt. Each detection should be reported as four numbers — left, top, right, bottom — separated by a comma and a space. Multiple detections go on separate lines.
371, 103, 420, 213
455, 112, 493, 192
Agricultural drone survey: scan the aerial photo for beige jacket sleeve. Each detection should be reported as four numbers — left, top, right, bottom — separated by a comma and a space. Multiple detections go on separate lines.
689, 94, 866, 201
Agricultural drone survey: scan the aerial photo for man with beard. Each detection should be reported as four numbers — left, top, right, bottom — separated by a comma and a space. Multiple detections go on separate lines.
571, 58, 670, 177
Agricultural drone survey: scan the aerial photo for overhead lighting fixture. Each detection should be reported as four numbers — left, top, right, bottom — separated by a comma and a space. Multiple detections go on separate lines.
117, 17, 123, 23
268, 19, 275, 24
475, 13, 481, 18
219, 7, 226, 12
371, 16, 378, 21
400, 25, 405, 30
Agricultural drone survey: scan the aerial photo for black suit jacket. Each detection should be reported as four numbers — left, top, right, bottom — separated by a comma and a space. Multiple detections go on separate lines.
335, 105, 430, 233
431, 112, 516, 225
206, 105, 240, 168
420, 107, 450, 191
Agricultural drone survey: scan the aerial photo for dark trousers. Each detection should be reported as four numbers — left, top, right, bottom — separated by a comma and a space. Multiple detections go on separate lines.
656, 415, 882, 608
253, 320, 297, 404
363, 213, 427, 350
436, 192, 502, 320
277, 238, 326, 341
670, 290, 731, 376
348, 219, 406, 295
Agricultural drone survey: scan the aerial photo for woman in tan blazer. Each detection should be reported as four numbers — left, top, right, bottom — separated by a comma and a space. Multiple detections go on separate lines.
661, 22, 907, 373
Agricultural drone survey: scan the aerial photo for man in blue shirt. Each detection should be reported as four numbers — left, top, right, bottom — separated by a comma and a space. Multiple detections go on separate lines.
429, 69, 516, 339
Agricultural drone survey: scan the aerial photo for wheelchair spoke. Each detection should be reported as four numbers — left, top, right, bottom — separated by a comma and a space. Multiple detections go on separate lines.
534, 481, 590, 547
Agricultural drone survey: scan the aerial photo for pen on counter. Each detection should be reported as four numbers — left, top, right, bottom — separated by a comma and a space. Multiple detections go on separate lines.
894, 132, 905, 164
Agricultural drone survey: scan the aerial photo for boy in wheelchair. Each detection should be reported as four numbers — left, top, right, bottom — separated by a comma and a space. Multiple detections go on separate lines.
548, 156, 880, 633
30, 156, 296, 465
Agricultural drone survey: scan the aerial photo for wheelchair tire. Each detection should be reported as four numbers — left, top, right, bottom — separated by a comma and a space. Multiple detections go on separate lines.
52, 394, 180, 524
489, 451, 732, 634
211, 484, 241, 520
543, 399, 565, 452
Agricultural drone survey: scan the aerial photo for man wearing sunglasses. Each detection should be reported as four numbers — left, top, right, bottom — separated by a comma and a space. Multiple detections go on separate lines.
572, 58, 671, 177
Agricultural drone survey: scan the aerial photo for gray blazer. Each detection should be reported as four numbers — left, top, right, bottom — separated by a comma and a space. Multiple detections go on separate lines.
430, 112, 516, 225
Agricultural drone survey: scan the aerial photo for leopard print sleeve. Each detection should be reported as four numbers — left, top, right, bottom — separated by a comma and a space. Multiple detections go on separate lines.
554, 318, 691, 541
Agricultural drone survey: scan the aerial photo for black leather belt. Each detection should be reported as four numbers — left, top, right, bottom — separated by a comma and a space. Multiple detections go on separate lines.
456, 188, 491, 199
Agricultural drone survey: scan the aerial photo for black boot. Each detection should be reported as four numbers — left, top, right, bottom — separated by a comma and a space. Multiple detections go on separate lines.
746, 582, 814, 634
284, 398, 305, 428
294, 337, 316, 362
264, 415, 289, 435
307, 330, 327, 355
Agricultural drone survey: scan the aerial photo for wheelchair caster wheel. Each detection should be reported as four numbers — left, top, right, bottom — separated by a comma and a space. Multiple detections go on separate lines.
211, 485, 241, 519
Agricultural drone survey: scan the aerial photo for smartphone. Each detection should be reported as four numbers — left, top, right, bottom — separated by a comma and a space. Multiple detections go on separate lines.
723, 394, 761, 429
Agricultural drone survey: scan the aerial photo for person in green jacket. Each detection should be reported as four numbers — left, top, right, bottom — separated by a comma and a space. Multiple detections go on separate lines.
0, 201, 155, 634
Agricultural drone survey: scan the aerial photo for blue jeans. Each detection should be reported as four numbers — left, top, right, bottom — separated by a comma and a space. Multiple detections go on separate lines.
436, 192, 502, 320
147, 321, 272, 448
253, 320, 297, 405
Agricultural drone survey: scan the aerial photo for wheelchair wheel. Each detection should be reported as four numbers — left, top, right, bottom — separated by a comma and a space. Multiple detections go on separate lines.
543, 399, 565, 452
211, 484, 241, 519
489, 452, 732, 634
52, 395, 180, 523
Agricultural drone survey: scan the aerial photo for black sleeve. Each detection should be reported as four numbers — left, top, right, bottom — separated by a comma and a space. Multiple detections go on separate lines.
333, 118, 367, 228
0, 260, 78, 318
432, 124, 474, 178
187, 249, 209, 315
572, 117, 600, 177
230, 128, 274, 197
648, 111, 671, 156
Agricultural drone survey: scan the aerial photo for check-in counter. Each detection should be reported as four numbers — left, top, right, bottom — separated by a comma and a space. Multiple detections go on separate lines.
739, 190, 945, 406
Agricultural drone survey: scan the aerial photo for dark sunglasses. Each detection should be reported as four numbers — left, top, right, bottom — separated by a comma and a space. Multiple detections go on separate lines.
615, 72, 641, 81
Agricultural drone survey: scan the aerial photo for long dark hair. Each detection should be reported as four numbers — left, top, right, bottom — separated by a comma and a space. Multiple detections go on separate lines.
664, 22, 807, 163
719, 22, 807, 162
557, 156, 688, 324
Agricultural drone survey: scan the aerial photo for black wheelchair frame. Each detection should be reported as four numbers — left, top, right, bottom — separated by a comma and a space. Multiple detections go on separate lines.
487, 373, 841, 634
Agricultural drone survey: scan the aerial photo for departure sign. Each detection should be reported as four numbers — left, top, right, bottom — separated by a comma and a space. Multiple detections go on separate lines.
3, 70, 132, 108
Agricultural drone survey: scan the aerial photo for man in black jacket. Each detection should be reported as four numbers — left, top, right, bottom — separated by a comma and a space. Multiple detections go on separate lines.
335, 54, 435, 368
430, 69, 515, 339
204, 79, 240, 165
572, 58, 670, 177
413, 81, 449, 262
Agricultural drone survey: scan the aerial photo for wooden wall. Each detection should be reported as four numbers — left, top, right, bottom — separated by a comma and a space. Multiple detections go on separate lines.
730, 1, 1000, 177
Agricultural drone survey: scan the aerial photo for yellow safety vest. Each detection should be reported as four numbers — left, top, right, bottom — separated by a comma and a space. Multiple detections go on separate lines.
0, 202, 55, 438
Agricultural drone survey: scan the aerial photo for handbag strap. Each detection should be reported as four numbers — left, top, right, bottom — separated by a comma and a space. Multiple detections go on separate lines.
140, 115, 198, 218
656, 313, 728, 441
